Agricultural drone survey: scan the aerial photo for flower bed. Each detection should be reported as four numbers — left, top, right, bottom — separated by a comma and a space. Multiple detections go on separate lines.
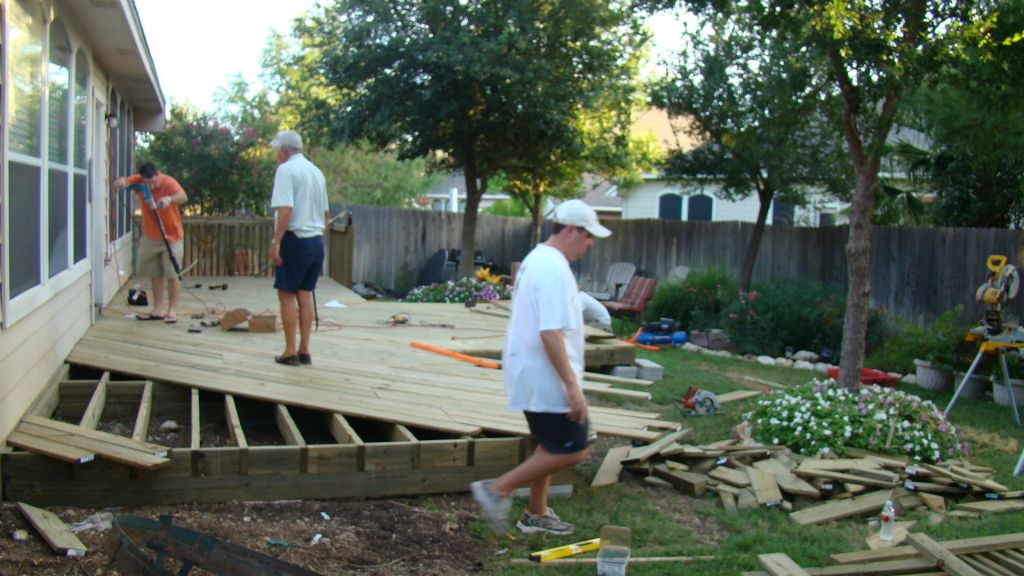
403, 275, 510, 304
745, 379, 968, 463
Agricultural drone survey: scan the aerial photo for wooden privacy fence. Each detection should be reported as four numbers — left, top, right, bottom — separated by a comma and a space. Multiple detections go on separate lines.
331, 206, 1024, 326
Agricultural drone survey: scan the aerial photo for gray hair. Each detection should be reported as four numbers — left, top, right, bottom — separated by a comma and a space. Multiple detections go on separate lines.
271, 130, 304, 152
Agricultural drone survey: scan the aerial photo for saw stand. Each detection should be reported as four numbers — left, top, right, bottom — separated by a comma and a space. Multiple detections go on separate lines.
942, 332, 1024, 476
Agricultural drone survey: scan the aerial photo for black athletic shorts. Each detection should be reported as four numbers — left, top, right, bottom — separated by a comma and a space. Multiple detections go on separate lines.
523, 411, 589, 454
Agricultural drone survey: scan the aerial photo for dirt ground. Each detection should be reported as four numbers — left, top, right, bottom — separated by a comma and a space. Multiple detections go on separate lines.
0, 495, 493, 576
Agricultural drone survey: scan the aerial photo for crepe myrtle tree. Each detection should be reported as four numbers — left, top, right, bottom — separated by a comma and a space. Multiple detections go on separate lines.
296, 0, 647, 277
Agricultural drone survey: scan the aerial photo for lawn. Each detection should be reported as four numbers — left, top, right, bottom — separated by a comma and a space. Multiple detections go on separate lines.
475, 345, 1024, 575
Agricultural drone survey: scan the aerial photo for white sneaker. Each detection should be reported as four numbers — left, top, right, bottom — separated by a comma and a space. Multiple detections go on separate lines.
470, 480, 511, 535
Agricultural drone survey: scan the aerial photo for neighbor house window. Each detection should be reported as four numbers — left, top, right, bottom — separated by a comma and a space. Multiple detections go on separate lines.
687, 194, 713, 221
658, 193, 682, 220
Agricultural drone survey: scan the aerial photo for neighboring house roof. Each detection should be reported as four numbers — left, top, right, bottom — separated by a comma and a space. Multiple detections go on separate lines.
632, 108, 698, 154
64, 0, 165, 130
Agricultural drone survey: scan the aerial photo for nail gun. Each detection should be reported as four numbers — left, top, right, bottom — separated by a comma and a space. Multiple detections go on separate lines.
678, 386, 719, 416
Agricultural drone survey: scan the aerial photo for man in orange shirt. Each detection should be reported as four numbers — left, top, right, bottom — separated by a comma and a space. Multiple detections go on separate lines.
114, 163, 189, 323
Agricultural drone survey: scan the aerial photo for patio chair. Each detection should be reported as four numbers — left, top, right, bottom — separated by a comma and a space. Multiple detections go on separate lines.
602, 275, 657, 330
586, 261, 637, 301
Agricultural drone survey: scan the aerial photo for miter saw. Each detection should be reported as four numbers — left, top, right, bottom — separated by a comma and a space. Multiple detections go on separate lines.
975, 254, 1021, 336
945, 254, 1023, 428
678, 386, 720, 416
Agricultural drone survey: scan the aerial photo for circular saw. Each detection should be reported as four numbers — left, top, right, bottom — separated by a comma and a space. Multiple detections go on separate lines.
679, 386, 720, 416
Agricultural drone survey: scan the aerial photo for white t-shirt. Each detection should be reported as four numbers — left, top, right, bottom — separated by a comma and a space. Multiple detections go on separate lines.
270, 153, 328, 238
502, 244, 585, 413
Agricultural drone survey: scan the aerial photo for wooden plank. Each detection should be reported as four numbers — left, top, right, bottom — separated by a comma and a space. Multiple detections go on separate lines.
866, 520, 916, 550
789, 489, 892, 526
327, 413, 364, 445
709, 466, 751, 488
16, 502, 86, 557
132, 380, 154, 443
652, 464, 706, 497
621, 429, 690, 464
794, 467, 899, 489
21, 415, 168, 455
907, 533, 985, 576
78, 372, 110, 429
26, 363, 69, 418
753, 458, 820, 498
274, 404, 305, 446
956, 500, 1024, 514
15, 422, 170, 470
591, 445, 632, 488
717, 390, 763, 404
390, 424, 417, 442
746, 467, 784, 506
224, 394, 247, 449
583, 371, 654, 387
832, 534, 1024, 565
190, 388, 201, 450
757, 553, 810, 576
5, 430, 95, 464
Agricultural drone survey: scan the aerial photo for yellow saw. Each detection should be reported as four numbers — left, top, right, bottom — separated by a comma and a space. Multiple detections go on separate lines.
977, 254, 1020, 335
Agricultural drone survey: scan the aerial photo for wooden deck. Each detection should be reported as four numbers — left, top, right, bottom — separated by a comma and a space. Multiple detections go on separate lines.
2, 277, 671, 506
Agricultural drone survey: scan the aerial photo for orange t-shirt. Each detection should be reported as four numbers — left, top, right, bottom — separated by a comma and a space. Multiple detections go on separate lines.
128, 174, 185, 242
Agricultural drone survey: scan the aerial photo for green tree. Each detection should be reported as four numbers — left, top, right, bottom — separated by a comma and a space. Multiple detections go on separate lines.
312, 141, 442, 207
297, 0, 647, 277
651, 13, 851, 290
138, 104, 275, 216
899, 0, 1024, 228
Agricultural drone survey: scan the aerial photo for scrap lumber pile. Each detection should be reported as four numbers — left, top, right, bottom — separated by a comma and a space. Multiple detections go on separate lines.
744, 532, 1024, 575
593, 435, 1022, 524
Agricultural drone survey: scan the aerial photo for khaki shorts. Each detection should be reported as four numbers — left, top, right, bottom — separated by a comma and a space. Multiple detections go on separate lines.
137, 235, 183, 279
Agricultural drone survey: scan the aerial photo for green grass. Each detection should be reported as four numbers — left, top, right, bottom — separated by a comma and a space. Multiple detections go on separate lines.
464, 346, 1024, 574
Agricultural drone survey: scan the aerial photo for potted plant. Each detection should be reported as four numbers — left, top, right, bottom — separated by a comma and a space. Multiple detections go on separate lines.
992, 354, 1024, 408
910, 307, 965, 391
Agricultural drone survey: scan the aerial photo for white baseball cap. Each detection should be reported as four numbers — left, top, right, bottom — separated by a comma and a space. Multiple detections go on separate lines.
553, 199, 611, 238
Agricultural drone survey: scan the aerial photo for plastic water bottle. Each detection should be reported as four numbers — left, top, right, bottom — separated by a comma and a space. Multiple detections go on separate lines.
879, 500, 895, 541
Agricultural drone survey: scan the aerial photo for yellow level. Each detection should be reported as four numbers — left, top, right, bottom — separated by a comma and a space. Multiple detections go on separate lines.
529, 537, 601, 562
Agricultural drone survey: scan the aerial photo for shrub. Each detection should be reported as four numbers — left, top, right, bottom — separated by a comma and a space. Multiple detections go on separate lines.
745, 379, 968, 463
403, 276, 510, 303
645, 267, 737, 329
865, 306, 966, 374
719, 278, 889, 359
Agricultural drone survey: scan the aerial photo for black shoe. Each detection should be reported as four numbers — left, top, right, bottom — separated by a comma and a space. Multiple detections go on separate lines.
298, 353, 312, 365
275, 354, 300, 366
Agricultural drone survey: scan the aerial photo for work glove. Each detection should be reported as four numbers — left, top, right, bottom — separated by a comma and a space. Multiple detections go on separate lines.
156, 197, 172, 209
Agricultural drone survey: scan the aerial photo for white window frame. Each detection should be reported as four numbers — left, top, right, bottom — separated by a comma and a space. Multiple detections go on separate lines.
3, 4, 94, 327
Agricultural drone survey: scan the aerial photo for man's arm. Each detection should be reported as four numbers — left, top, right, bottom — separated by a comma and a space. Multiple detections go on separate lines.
270, 207, 293, 266
539, 329, 588, 424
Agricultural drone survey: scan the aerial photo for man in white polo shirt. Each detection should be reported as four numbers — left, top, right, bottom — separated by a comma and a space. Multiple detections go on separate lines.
269, 130, 329, 367
471, 199, 611, 536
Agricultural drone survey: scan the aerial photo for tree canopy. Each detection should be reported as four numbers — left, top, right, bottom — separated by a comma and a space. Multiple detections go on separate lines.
651, 11, 851, 289
296, 0, 648, 276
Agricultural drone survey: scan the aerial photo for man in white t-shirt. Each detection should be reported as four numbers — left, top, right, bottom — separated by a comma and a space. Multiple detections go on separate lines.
471, 199, 611, 536
269, 130, 329, 367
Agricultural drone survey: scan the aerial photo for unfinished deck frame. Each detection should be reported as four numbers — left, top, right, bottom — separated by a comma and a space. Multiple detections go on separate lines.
2, 369, 570, 506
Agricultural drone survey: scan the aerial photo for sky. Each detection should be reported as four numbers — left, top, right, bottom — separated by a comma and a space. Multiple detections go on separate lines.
135, 0, 686, 113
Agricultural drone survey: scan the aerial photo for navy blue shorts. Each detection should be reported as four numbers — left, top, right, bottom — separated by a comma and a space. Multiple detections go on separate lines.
524, 411, 589, 454
274, 232, 324, 292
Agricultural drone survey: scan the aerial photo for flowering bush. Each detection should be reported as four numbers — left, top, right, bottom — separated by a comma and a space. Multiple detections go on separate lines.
745, 379, 968, 463
475, 267, 502, 285
403, 276, 510, 303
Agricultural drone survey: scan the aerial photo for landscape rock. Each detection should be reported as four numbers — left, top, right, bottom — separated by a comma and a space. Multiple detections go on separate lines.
793, 350, 820, 362
813, 362, 831, 373
775, 358, 795, 368
901, 373, 917, 385
757, 356, 776, 366
794, 360, 815, 371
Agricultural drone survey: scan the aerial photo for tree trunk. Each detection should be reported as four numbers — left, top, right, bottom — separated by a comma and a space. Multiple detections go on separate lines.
838, 169, 878, 390
458, 163, 484, 279
530, 186, 544, 246
739, 185, 774, 291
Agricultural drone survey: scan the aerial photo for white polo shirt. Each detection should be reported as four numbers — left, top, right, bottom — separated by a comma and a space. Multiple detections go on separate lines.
270, 153, 328, 238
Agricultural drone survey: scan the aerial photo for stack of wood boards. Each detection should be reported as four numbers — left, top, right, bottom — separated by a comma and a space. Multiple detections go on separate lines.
593, 435, 1021, 525
745, 532, 1024, 575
